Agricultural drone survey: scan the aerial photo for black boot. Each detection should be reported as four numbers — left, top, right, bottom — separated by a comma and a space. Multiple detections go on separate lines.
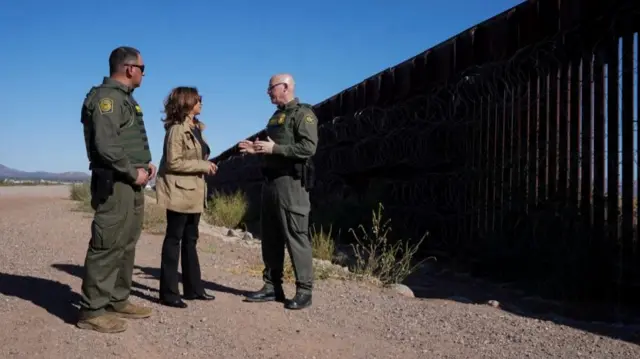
284, 292, 312, 310
244, 285, 285, 303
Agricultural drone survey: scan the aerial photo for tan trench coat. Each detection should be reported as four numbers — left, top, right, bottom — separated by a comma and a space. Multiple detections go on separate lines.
155, 120, 211, 214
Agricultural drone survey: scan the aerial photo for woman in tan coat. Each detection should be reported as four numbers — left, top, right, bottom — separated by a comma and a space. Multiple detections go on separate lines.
155, 86, 217, 308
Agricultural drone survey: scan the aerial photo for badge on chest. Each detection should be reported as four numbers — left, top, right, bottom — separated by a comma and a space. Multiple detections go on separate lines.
268, 113, 286, 126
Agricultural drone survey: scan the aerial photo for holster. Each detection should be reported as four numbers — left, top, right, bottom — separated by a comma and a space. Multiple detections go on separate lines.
91, 168, 115, 204
300, 160, 315, 191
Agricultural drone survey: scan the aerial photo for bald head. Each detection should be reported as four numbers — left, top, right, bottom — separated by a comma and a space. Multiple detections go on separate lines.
267, 73, 296, 106
271, 73, 295, 90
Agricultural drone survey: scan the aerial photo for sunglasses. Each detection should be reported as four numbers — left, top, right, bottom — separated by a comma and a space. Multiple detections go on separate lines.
125, 63, 145, 73
267, 82, 286, 92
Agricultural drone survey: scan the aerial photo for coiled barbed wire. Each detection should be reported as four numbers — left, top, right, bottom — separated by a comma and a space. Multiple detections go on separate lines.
208, 9, 637, 256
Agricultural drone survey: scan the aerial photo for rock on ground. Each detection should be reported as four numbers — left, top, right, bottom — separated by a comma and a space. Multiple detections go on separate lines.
390, 283, 415, 298
0, 185, 639, 358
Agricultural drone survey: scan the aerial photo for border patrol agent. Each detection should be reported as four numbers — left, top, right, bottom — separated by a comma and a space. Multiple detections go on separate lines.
238, 73, 318, 310
77, 46, 156, 333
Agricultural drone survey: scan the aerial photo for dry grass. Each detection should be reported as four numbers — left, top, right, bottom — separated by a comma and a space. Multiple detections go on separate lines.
242, 253, 351, 283
311, 224, 336, 261
69, 182, 91, 201
204, 190, 248, 229
240, 223, 346, 282
240, 204, 426, 286
348, 203, 427, 285
69, 182, 92, 212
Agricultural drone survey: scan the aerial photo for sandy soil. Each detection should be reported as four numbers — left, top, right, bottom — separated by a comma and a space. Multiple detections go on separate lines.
0, 185, 639, 359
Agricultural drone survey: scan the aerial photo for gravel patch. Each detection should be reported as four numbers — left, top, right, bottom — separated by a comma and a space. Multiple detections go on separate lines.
0, 186, 639, 358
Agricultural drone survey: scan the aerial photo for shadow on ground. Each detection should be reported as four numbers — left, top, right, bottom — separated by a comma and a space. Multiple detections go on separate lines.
50, 263, 250, 302
402, 263, 640, 346
0, 272, 80, 324
133, 265, 251, 297
51, 264, 158, 303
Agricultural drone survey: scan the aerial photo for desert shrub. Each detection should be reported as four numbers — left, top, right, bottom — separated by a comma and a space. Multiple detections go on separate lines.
205, 190, 248, 229
69, 182, 91, 203
311, 224, 336, 261
349, 203, 427, 285
69, 182, 92, 211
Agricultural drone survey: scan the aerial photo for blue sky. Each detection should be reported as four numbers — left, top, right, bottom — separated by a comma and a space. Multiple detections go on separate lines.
0, 0, 523, 173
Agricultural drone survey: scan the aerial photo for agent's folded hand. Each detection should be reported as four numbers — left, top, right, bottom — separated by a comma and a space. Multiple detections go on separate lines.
254, 137, 275, 154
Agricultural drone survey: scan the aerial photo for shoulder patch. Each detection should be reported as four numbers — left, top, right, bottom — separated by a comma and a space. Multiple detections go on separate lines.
304, 115, 315, 124
98, 98, 114, 114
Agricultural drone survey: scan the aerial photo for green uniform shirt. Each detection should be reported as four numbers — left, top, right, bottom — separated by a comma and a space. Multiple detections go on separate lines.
81, 77, 152, 183
263, 97, 318, 170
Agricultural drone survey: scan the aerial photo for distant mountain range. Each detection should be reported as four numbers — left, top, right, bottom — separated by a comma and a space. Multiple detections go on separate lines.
0, 164, 90, 182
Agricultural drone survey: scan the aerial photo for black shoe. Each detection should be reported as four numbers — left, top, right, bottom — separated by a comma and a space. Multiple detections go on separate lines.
244, 285, 285, 303
284, 292, 312, 310
158, 298, 188, 308
183, 292, 216, 301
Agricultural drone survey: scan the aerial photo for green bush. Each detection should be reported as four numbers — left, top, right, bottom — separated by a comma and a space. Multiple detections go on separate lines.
204, 190, 249, 229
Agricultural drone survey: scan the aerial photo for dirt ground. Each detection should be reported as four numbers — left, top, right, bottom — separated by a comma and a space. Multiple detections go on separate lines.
1, 185, 639, 359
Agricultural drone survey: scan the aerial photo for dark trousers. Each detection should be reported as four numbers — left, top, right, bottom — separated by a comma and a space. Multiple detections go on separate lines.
159, 209, 205, 301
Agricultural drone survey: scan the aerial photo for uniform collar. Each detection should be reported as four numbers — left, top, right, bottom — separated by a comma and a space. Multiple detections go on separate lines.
101, 77, 133, 94
278, 97, 299, 111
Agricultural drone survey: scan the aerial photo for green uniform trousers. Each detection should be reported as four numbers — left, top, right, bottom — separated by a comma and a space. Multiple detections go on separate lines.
260, 175, 313, 294
79, 180, 144, 319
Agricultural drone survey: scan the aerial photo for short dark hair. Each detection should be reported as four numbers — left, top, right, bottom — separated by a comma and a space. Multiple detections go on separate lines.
108, 46, 140, 75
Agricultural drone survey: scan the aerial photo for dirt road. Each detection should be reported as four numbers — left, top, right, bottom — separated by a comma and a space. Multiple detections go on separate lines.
0, 185, 639, 358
